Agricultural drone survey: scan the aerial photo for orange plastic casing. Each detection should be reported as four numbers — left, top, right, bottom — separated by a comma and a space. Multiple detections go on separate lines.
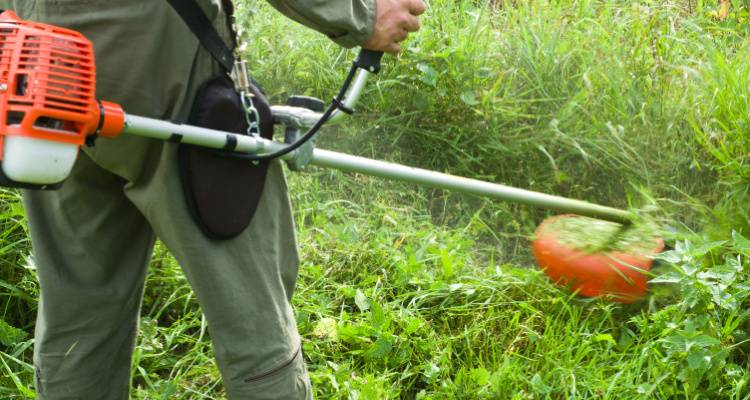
0, 10, 123, 158
533, 214, 664, 303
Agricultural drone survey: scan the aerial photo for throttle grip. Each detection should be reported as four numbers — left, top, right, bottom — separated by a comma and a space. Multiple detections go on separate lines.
354, 49, 384, 73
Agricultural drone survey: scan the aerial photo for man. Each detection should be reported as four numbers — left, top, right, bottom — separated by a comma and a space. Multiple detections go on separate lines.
0, 0, 424, 398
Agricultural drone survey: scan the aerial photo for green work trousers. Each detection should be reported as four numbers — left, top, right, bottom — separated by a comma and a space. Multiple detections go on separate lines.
2, 1, 310, 398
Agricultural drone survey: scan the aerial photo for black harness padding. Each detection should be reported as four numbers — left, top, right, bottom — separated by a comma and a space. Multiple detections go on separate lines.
167, 0, 275, 239
180, 75, 274, 239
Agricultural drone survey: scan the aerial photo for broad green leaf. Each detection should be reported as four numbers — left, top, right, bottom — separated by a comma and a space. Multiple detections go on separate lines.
666, 333, 721, 353
403, 316, 423, 335
593, 333, 617, 346
369, 301, 389, 330
471, 367, 491, 386
364, 335, 393, 360
731, 231, 750, 253
650, 272, 683, 284
690, 335, 721, 348
423, 363, 440, 382
687, 349, 711, 371
655, 250, 683, 264
355, 289, 370, 312
0, 319, 27, 347
693, 240, 726, 256
531, 373, 552, 395
662, 335, 686, 351
417, 64, 438, 87
460, 90, 479, 106
338, 323, 369, 344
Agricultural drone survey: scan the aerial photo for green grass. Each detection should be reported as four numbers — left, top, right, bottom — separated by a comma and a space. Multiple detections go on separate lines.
1, 0, 750, 398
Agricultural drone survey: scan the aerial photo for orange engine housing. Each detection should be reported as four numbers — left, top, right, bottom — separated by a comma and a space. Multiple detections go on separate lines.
0, 10, 122, 155
0, 9, 123, 188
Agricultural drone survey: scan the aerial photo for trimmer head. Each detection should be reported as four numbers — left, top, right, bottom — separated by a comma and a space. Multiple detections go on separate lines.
533, 214, 664, 303
0, 10, 122, 188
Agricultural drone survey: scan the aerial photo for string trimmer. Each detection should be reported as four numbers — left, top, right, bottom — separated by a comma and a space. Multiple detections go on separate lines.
0, 11, 662, 302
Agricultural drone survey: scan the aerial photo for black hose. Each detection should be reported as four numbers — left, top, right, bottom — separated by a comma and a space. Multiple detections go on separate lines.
221, 65, 359, 162
220, 49, 384, 162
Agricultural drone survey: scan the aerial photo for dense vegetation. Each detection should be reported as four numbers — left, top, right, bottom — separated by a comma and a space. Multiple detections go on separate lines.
2, 0, 750, 398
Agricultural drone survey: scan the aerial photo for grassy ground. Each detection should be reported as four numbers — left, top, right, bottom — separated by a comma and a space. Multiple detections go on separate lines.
2, 0, 750, 398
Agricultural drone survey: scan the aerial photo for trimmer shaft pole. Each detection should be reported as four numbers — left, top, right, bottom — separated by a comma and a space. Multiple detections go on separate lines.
311, 149, 632, 224
124, 115, 632, 224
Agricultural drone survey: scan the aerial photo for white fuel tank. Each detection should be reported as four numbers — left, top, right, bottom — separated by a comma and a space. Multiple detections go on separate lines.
2, 135, 78, 185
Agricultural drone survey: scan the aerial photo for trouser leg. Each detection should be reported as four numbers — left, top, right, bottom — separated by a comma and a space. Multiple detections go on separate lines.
126, 147, 311, 399
16, 0, 311, 397
24, 152, 155, 400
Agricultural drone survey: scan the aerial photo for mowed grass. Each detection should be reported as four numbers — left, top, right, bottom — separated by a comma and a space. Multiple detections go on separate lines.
1, 0, 750, 399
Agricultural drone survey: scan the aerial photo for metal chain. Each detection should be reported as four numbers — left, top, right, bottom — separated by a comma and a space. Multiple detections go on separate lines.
240, 91, 260, 136
232, 59, 261, 137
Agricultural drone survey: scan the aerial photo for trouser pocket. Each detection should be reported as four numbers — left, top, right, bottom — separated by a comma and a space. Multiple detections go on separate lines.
228, 346, 312, 400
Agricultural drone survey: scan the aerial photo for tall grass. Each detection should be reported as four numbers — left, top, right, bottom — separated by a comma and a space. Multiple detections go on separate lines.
0, 0, 748, 398
242, 0, 720, 205
240, 0, 734, 251
691, 38, 750, 237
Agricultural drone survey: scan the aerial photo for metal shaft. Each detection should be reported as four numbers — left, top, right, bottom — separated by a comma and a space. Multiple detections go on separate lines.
123, 115, 632, 224
311, 149, 632, 224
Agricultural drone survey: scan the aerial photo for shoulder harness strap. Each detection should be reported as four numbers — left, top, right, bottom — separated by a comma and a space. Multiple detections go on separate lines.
166, 0, 235, 72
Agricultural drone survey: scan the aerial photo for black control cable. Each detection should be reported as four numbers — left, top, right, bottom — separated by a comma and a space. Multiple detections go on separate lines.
224, 49, 383, 162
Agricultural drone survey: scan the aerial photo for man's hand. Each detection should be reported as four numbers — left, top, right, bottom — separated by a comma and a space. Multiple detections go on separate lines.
363, 0, 426, 54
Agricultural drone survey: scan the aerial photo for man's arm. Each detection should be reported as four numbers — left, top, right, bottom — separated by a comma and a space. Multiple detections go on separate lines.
265, 0, 425, 53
